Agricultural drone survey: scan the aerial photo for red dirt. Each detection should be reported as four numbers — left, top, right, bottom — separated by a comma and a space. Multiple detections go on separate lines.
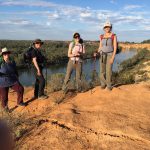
6, 82, 150, 150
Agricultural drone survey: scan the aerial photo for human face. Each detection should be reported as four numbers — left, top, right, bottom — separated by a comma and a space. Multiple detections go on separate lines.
104, 26, 112, 33
74, 36, 80, 42
34, 42, 42, 49
2, 52, 10, 61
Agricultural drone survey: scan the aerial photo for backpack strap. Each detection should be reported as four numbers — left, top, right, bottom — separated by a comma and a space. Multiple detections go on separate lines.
111, 33, 116, 41
100, 33, 116, 41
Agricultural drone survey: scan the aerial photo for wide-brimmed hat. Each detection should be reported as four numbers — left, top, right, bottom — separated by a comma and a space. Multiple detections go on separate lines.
73, 32, 80, 38
0, 47, 11, 55
33, 39, 44, 45
103, 21, 112, 29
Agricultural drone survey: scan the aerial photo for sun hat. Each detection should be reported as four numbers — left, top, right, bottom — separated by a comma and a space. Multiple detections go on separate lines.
0, 47, 11, 55
103, 21, 112, 28
33, 39, 44, 45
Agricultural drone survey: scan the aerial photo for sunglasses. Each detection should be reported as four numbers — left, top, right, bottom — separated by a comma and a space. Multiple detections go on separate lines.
74, 36, 80, 39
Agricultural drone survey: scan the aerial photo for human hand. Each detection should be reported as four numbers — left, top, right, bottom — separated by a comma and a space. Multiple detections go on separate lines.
110, 58, 114, 64
93, 52, 97, 57
37, 70, 41, 76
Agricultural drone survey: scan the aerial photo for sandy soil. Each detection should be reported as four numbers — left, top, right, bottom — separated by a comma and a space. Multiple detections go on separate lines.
6, 82, 150, 150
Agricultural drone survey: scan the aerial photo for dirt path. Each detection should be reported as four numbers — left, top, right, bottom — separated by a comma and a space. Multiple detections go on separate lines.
7, 82, 150, 150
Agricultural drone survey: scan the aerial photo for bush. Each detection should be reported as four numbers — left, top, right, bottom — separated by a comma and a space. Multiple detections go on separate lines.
90, 70, 100, 87
47, 73, 65, 93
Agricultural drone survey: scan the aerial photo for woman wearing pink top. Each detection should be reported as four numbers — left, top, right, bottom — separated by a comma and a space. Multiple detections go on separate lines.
62, 33, 85, 93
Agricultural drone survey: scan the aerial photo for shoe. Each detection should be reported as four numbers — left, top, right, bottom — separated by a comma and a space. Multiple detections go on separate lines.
38, 94, 49, 100
107, 86, 113, 91
4, 106, 10, 113
31, 96, 38, 100
101, 85, 106, 89
18, 102, 27, 107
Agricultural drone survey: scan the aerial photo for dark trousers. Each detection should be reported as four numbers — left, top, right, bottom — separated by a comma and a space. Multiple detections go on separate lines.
34, 74, 45, 97
0, 82, 24, 108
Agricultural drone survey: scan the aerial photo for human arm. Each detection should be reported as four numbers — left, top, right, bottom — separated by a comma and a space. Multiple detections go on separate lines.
32, 57, 41, 76
110, 35, 117, 64
94, 40, 102, 57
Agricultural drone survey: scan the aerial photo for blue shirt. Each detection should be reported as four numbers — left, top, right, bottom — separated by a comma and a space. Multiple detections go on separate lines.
0, 61, 18, 87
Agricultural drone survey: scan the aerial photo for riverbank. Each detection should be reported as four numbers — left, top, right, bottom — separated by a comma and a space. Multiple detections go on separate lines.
18, 50, 137, 86
0, 48, 150, 150
112, 48, 150, 86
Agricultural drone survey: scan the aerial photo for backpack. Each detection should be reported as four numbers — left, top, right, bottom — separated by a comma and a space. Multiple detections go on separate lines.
23, 47, 35, 64
100, 34, 121, 54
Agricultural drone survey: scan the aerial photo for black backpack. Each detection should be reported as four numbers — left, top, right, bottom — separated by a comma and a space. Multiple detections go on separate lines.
23, 47, 34, 64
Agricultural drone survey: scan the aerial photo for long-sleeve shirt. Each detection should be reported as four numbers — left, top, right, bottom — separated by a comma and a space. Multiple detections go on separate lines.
0, 61, 18, 87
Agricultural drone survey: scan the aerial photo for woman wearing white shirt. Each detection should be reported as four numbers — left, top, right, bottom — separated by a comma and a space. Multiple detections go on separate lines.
62, 33, 85, 93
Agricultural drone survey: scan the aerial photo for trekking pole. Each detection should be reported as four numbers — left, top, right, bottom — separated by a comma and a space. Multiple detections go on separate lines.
44, 47, 48, 94
90, 56, 97, 94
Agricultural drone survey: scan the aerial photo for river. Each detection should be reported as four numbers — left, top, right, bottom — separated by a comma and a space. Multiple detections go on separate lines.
18, 50, 137, 86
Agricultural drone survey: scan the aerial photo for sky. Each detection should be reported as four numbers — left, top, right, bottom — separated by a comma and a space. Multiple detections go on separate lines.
0, 0, 150, 42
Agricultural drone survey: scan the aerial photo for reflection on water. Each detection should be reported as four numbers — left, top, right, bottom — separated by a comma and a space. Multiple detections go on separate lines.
19, 50, 137, 86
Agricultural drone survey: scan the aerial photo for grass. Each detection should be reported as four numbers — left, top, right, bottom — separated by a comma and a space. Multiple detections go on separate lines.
47, 73, 65, 93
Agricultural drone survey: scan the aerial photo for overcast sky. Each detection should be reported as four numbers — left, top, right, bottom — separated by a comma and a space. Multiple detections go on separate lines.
0, 0, 150, 42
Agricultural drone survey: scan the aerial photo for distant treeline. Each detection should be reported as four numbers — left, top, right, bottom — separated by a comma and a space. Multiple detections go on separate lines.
120, 39, 150, 44
1, 39, 148, 68
141, 39, 150, 44
0, 40, 98, 68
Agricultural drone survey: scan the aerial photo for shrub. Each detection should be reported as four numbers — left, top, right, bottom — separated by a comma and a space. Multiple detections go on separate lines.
47, 73, 65, 93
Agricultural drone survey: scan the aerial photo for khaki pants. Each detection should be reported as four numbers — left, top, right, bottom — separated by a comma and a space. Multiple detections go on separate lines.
62, 59, 82, 90
100, 53, 113, 88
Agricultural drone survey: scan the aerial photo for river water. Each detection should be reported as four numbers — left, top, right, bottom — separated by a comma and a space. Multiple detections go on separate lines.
18, 50, 137, 86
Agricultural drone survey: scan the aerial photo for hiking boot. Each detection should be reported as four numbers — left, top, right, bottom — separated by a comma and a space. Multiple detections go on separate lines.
38, 94, 49, 100
4, 106, 10, 113
31, 96, 38, 100
101, 85, 106, 89
18, 102, 27, 107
